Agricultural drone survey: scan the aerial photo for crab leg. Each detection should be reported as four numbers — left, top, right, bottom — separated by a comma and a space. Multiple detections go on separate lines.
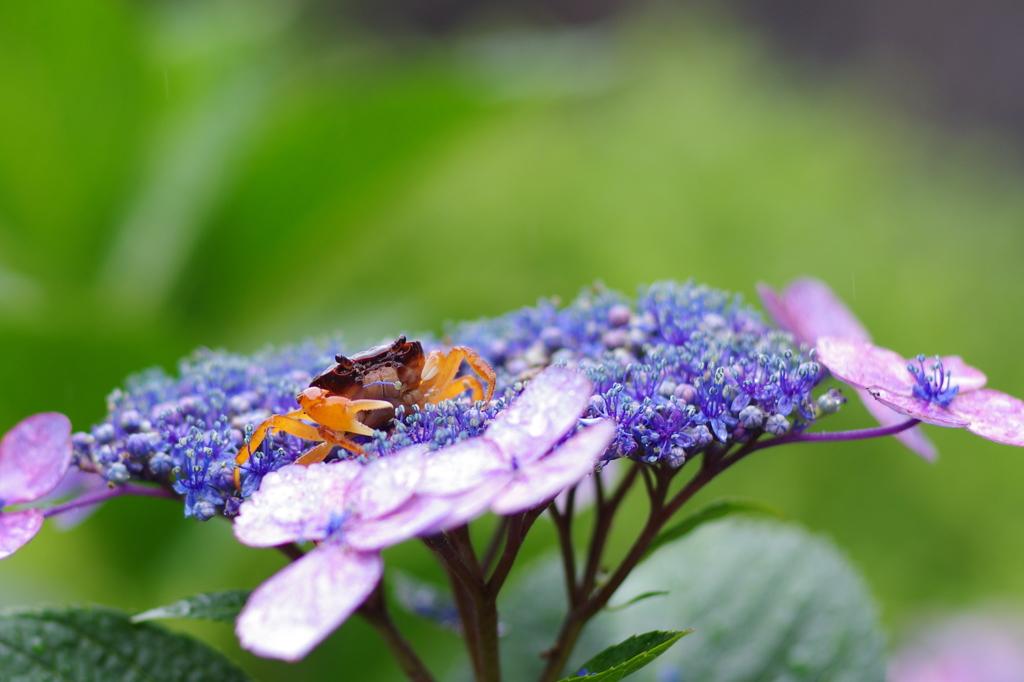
421, 347, 496, 404
236, 411, 316, 466
295, 441, 336, 466
303, 397, 394, 437
234, 412, 324, 488
431, 374, 487, 403
458, 346, 497, 402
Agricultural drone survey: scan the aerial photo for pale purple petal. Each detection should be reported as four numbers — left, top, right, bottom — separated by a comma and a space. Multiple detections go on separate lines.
869, 388, 969, 428
554, 457, 622, 513
348, 445, 426, 520
947, 389, 1024, 447
431, 476, 513, 531
485, 366, 593, 466
816, 337, 916, 393
0, 413, 72, 506
858, 388, 937, 461
938, 356, 987, 392
491, 421, 616, 516
756, 283, 799, 337
236, 543, 382, 661
44, 470, 107, 530
779, 278, 871, 344
346, 494, 460, 551
0, 509, 44, 560
234, 461, 361, 547
417, 437, 506, 496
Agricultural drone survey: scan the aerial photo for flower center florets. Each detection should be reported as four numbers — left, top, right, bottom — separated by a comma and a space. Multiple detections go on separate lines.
907, 354, 959, 407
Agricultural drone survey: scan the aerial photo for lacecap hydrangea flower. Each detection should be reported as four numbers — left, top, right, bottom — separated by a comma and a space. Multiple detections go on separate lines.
67, 281, 833, 526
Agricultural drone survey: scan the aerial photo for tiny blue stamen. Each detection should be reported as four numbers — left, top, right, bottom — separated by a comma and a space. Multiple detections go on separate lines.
908, 354, 959, 407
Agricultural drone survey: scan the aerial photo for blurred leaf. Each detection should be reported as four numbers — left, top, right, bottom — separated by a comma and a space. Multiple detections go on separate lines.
0, 605, 252, 681
642, 497, 783, 561
490, 555, 613, 682
0, 0, 148, 283
605, 519, 886, 682
604, 591, 669, 612
561, 630, 690, 681
497, 519, 884, 681
132, 589, 251, 624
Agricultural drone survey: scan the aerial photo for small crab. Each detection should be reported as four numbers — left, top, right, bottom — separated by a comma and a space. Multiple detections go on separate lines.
234, 336, 496, 489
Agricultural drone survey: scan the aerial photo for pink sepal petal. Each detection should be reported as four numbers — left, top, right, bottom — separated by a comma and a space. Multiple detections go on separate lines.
236, 543, 382, 661
869, 388, 970, 428
816, 337, 915, 393
947, 389, 1024, 447
756, 283, 799, 337
858, 389, 937, 461
0, 509, 44, 560
349, 446, 426, 520
485, 366, 593, 466
491, 421, 616, 517
777, 278, 871, 344
936, 356, 987, 392
554, 458, 621, 513
0, 413, 73, 506
417, 438, 505, 496
234, 462, 361, 547
346, 495, 459, 551
430, 477, 513, 532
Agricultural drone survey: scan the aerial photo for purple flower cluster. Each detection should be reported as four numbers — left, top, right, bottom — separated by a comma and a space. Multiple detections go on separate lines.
454, 281, 826, 466
69, 340, 346, 519
65, 281, 830, 522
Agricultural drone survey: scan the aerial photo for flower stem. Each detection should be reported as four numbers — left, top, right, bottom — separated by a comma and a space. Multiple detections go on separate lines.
533, 418, 922, 679
358, 580, 438, 682
42, 482, 176, 518
747, 418, 920, 453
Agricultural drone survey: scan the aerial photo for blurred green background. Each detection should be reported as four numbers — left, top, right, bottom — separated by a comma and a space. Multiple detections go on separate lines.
3, 0, 1024, 678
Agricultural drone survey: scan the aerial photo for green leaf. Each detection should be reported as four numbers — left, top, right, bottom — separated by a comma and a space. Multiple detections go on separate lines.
643, 498, 783, 561
604, 591, 670, 612
560, 630, 691, 681
132, 589, 251, 624
496, 519, 885, 682
0, 605, 253, 681
605, 519, 886, 682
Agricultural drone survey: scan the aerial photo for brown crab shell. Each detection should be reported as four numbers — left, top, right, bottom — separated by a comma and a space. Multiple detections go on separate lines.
309, 335, 427, 430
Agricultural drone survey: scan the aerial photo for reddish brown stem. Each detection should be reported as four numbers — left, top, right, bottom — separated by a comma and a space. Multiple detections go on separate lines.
358, 581, 439, 682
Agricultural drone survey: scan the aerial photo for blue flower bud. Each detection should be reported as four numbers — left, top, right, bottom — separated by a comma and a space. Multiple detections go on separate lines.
739, 405, 764, 429
125, 433, 154, 458
104, 462, 130, 484
764, 414, 790, 436
93, 424, 116, 445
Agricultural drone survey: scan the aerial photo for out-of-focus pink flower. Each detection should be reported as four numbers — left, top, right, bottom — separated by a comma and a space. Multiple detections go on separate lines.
890, 614, 1024, 682
233, 366, 614, 661
758, 278, 937, 460
0, 413, 73, 560
817, 337, 1024, 447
